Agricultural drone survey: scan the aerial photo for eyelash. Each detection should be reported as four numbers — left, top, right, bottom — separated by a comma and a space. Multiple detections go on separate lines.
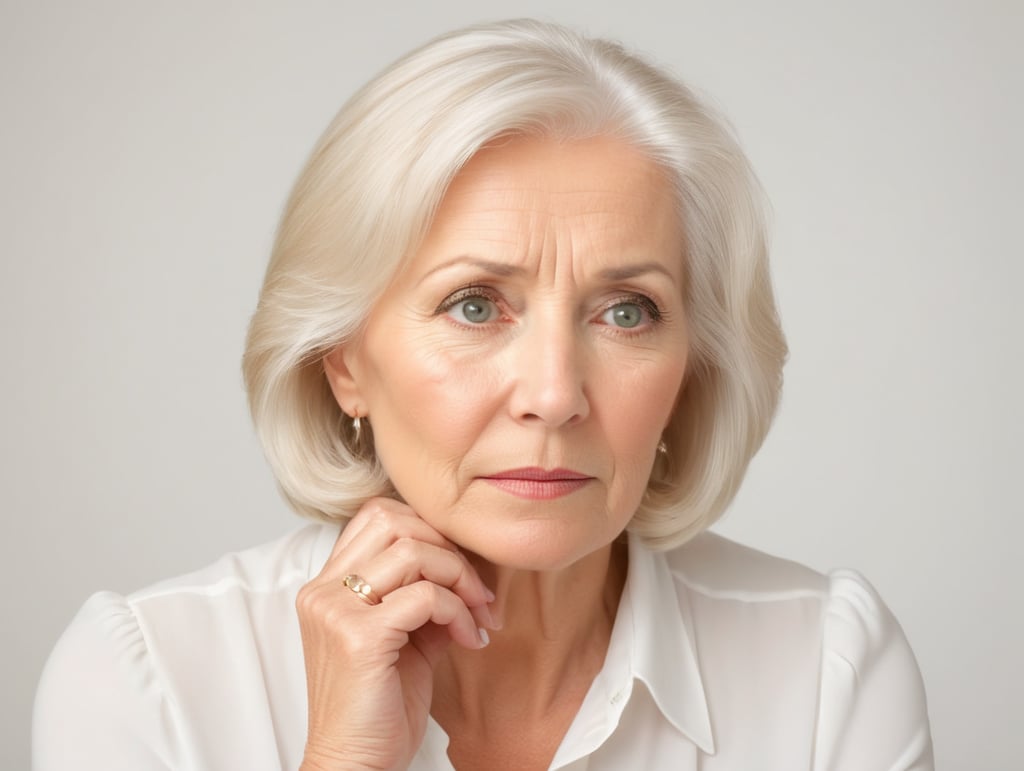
602, 293, 665, 326
434, 285, 505, 321
434, 285, 668, 332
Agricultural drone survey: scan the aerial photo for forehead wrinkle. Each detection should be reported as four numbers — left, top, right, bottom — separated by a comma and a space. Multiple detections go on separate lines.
421, 137, 682, 288
455, 206, 668, 289
446, 177, 657, 216
550, 211, 588, 291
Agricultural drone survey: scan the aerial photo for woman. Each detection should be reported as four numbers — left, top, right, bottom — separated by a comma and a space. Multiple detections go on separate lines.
34, 19, 932, 771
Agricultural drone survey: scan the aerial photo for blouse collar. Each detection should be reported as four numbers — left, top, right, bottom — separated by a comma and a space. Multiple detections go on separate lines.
550, 534, 715, 766
623, 533, 715, 753
307, 523, 716, 757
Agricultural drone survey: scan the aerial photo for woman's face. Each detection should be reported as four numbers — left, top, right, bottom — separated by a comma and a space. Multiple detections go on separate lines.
326, 135, 689, 570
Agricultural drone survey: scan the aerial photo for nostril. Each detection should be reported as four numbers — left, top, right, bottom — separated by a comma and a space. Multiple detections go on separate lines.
507, 333, 590, 426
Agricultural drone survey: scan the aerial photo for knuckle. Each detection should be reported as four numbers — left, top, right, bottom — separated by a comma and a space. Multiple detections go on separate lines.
295, 582, 317, 612
390, 536, 420, 562
296, 588, 363, 644
361, 497, 391, 515
409, 580, 443, 605
295, 583, 342, 621
364, 504, 398, 532
295, 585, 328, 620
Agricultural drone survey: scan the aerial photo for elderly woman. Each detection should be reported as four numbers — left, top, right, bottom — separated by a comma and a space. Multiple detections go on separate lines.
34, 19, 932, 771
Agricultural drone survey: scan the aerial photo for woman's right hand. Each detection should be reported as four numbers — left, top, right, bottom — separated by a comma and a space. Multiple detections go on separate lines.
295, 497, 496, 771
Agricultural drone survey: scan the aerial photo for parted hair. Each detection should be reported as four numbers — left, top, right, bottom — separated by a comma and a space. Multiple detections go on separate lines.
242, 19, 787, 550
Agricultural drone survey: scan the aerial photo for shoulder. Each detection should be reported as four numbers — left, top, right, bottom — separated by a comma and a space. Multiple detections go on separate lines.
663, 532, 925, 649
33, 522, 338, 770
125, 520, 337, 605
115, 521, 336, 655
34, 589, 173, 769
814, 568, 934, 769
657, 531, 933, 769
662, 530, 930, 697
96, 521, 337, 662
663, 529, 828, 600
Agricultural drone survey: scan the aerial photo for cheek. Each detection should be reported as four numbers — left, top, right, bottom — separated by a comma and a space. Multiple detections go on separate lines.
367, 333, 506, 456
601, 354, 686, 492
608, 353, 686, 436
364, 336, 510, 519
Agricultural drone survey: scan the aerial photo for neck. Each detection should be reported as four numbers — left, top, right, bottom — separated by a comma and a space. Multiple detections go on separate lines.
432, 536, 629, 724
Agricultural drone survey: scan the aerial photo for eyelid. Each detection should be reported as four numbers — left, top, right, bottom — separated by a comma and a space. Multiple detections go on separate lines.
597, 292, 666, 324
433, 284, 503, 315
433, 286, 668, 329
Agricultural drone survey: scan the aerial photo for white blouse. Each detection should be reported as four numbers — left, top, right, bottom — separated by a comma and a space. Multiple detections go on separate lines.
33, 523, 933, 770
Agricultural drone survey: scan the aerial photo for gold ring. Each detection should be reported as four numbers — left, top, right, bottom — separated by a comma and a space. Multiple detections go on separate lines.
342, 574, 381, 605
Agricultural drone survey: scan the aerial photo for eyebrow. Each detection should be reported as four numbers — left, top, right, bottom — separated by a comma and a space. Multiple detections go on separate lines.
418, 256, 677, 284
418, 257, 526, 284
596, 262, 677, 282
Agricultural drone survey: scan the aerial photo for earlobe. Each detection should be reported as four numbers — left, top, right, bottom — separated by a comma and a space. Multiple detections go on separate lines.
322, 346, 364, 417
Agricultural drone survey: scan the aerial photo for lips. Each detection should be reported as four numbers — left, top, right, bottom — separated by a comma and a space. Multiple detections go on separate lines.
484, 467, 591, 481
481, 467, 593, 500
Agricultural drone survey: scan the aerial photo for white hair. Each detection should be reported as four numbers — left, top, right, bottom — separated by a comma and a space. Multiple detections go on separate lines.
242, 19, 787, 550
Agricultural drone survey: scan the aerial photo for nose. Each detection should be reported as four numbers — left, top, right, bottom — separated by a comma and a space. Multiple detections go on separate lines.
508, 317, 590, 427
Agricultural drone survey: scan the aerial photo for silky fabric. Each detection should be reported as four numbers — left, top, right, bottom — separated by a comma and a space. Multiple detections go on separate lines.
33, 523, 933, 770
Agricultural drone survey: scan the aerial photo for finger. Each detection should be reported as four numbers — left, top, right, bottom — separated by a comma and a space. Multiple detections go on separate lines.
327, 499, 458, 570
470, 603, 500, 633
360, 545, 497, 630
406, 622, 454, 673
379, 581, 488, 651
360, 538, 495, 612
343, 499, 457, 553
331, 498, 415, 553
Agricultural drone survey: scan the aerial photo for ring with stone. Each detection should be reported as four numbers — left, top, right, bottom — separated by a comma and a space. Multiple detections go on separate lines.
342, 574, 381, 605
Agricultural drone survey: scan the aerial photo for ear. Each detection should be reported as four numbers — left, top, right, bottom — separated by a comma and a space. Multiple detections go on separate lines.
322, 344, 365, 417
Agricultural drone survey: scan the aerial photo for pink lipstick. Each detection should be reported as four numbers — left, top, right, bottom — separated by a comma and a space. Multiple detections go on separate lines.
481, 467, 593, 500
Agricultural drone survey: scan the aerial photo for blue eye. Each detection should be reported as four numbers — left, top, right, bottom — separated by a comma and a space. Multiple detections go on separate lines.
601, 302, 645, 328
447, 296, 498, 324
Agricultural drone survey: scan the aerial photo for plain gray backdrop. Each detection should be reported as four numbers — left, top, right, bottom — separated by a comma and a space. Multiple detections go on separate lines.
3, 1, 1021, 768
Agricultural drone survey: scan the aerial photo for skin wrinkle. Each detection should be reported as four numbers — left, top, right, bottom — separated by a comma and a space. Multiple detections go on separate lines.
419, 260, 678, 334
324, 135, 690, 750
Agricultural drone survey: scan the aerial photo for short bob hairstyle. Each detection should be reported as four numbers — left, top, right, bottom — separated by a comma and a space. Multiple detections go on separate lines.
243, 19, 786, 550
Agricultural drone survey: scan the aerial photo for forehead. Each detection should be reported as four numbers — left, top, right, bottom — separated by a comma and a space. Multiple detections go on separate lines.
416, 135, 683, 274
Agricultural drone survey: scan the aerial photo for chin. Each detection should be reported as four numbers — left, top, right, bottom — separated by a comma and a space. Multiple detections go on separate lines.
454, 518, 614, 572
406, 483, 632, 571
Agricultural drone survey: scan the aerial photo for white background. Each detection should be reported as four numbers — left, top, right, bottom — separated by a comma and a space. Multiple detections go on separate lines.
3, 1, 1021, 768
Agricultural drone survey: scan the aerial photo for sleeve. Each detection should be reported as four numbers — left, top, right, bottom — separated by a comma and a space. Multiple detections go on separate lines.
811, 570, 934, 771
33, 591, 179, 771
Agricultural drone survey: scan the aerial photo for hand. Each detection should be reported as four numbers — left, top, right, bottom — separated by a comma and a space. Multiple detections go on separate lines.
296, 498, 496, 771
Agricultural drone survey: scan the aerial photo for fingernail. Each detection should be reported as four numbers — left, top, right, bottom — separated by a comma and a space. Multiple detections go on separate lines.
477, 602, 496, 630
478, 627, 490, 647
484, 586, 496, 603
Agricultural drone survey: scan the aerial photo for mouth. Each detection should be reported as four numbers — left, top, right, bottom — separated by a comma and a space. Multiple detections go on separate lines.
480, 467, 593, 500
